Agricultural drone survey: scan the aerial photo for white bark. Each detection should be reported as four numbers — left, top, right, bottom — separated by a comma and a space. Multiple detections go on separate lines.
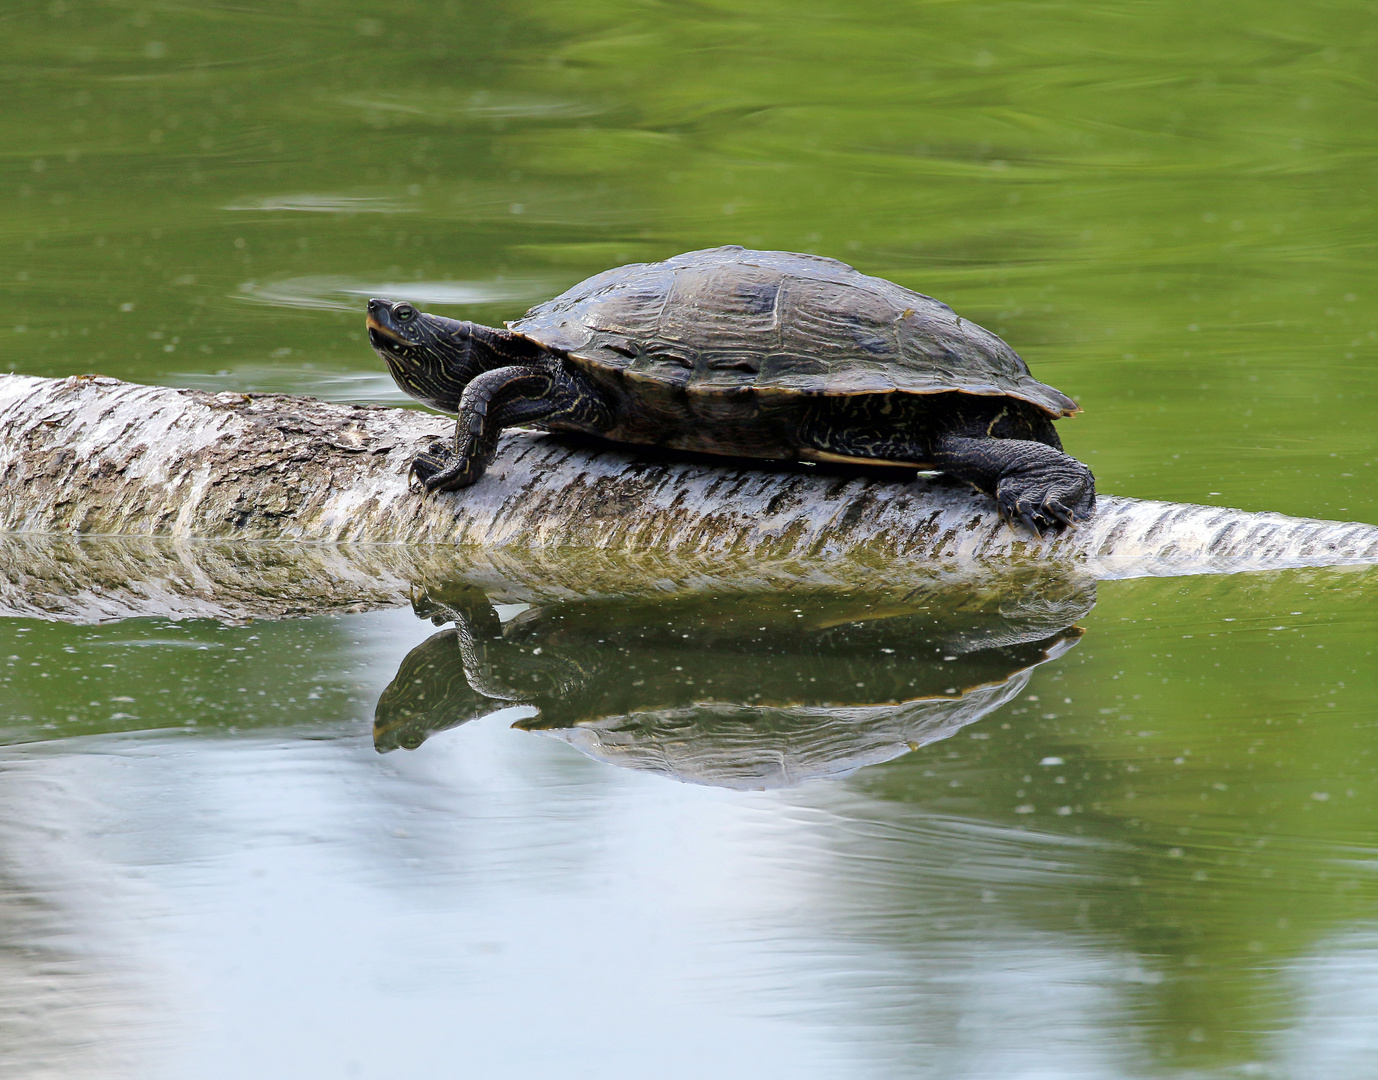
1, 373, 1375, 623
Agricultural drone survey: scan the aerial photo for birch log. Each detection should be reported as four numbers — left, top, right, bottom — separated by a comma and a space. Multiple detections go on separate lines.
1, 373, 1376, 610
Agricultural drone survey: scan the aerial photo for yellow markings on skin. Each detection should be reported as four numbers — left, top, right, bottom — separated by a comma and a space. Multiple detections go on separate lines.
985, 405, 1009, 438
748, 386, 807, 399
366, 315, 405, 344
800, 448, 933, 469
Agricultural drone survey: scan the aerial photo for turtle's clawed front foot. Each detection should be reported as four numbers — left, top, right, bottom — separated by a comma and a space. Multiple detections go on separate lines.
407, 440, 488, 494
408, 441, 452, 494
996, 462, 1096, 539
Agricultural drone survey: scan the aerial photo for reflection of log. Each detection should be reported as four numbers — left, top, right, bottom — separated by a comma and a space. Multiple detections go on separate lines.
3, 373, 1378, 584
0, 533, 1098, 625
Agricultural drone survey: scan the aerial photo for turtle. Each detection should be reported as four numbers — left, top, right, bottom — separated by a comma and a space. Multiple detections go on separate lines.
366, 246, 1095, 534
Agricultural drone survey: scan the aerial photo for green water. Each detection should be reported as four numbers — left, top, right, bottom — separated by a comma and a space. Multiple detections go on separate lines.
6, 0, 1378, 518
3, 2, 1378, 1077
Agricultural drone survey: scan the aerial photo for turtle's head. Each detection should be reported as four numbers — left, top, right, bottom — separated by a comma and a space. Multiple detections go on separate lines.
366, 298, 478, 414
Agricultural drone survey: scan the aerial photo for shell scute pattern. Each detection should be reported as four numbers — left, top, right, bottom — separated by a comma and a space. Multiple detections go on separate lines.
510, 246, 1078, 416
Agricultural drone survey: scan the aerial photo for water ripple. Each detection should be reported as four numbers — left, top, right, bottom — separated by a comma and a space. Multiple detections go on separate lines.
223, 193, 417, 214
235, 275, 554, 312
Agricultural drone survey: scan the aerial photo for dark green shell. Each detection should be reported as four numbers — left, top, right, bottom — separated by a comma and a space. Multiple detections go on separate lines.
508, 246, 1078, 417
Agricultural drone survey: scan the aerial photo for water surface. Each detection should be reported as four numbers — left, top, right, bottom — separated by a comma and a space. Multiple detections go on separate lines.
3, 1, 1378, 1077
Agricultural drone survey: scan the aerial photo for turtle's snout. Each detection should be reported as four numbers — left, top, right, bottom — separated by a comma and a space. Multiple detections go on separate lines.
366, 298, 411, 344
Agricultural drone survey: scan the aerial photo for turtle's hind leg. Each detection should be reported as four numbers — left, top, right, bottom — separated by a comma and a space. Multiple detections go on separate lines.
412, 363, 611, 493
928, 432, 1096, 536
797, 394, 1095, 537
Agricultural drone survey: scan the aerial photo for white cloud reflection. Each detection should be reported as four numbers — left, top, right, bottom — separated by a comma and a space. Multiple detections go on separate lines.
223, 194, 417, 214
235, 276, 554, 312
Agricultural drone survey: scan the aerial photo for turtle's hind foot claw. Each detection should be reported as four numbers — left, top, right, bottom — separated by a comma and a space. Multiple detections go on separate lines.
996, 472, 1095, 539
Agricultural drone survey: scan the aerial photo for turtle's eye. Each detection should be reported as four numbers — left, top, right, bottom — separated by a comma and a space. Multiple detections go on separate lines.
394, 304, 416, 323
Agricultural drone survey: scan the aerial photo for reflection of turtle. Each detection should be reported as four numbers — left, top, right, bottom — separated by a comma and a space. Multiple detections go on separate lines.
373, 625, 497, 751
366, 247, 1094, 535
374, 589, 588, 752
373, 579, 1092, 786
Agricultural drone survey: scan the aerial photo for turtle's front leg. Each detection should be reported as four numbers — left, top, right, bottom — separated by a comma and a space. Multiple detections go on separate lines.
412, 366, 552, 493
411, 363, 611, 494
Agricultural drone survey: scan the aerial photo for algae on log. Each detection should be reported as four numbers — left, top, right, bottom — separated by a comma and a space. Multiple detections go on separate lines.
0, 532, 1105, 625
2, 373, 1378, 583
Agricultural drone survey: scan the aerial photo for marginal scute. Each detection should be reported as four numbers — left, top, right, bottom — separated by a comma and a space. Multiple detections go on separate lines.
511, 246, 1079, 417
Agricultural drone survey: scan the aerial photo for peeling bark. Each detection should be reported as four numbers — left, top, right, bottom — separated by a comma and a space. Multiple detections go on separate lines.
1, 373, 1376, 624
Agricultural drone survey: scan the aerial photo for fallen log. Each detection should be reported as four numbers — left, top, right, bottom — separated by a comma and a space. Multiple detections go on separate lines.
1, 373, 1376, 603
